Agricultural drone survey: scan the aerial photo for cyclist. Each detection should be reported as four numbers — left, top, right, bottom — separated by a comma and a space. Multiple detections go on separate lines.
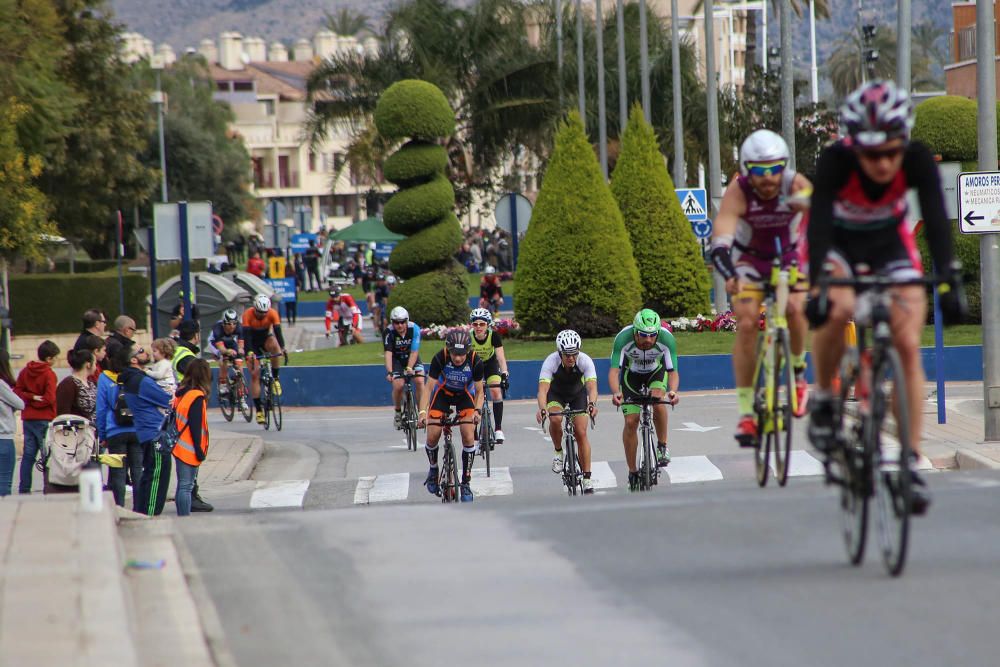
469, 308, 510, 445
479, 266, 503, 314
362, 263, 379, 319
373, 274, 393, 334
325, 288, 363, 344
417, 330, 485, 503
324, 287, 340, 339
710, 128, 814, 447
207, 308, 245, 400
383, 306, 425, 428
536, 330, 599, 494
609, 309, 679, 490
805, 80, 963, 514
241, 295, 287, 425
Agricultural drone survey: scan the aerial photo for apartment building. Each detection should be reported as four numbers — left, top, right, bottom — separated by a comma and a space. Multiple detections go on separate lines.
945, 1, 1000, 99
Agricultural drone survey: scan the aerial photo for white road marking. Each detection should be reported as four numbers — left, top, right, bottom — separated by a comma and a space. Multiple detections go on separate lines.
590, 461, 617, 489
674, 422, 722, 433
469, 467, 513, 497
250, 480, 310, 508
666, 456, 723, 483
354, 473, 410, 504
784, 450, 826, 477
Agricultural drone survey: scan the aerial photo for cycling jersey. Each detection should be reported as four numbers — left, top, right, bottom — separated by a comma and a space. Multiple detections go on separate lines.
808, 140, 953, 284
207, 322, 243, 358
470, 330, 503, 361
329, 295, 362, 329
428, 350, 484, 394
732, 170, 804, 283
374, 284, 391, 302
384, 323, 421, 360
610, 326, 678, 374
241, 308, 285, 352
539, 351, 596, 408
480, 278, 503, 301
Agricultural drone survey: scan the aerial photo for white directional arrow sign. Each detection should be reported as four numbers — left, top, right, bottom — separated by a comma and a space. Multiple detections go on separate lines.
674, 422, 721, 433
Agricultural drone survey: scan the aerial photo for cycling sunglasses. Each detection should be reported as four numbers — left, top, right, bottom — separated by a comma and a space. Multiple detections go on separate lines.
745, 160, 786, 177
391, 319, 408, 325
857, 145, 905, 162
636, 331, 658, 339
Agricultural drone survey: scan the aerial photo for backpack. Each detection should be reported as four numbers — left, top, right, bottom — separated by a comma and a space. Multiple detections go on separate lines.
40, 415, 98, 487
152, 404, 190, 456
113, 378, 134, 426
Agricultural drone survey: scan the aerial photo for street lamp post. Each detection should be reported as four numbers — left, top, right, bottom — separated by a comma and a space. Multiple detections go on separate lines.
596, 0, 608, 178
151, 55, 168, 203
671, 0, 684, 186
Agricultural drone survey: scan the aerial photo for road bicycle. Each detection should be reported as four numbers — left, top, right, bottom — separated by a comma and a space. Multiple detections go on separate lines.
747, 247, 802, 487
818, 273, 943, 577
622, 393, 673, 492
252, 352, 283, 432
428, 411, 475, 504
337, 315, 356, 346
476, 382, 504, 477
398, 373, 419, 452
543, 406, 595, 496
218, 356, 252, 423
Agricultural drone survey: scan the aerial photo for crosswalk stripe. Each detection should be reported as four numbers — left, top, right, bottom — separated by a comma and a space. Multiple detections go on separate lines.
591, 461, 617, 489
785, 450, 826, 477
666, 456, 723, 484
250, 480, 310, 508
470, 467, 513, 496
354, 473, 410, 504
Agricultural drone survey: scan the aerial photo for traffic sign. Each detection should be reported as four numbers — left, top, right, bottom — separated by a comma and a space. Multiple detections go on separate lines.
957, 171, 1000, 234
290, 233, 317, 253
153, 202, 214, 260
675, 188, 708, 222
692, 219, 713, 239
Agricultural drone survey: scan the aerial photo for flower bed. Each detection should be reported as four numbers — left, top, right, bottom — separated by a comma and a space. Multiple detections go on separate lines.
668, 311, 737, 333
421, 317, 522, 340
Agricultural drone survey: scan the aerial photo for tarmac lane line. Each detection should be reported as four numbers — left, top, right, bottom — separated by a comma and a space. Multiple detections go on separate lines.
590, 461, 618, 489
469, 467, 513, 497
666, 455, 724, 484
354, 473, 410, 504
250, 480, 310, 508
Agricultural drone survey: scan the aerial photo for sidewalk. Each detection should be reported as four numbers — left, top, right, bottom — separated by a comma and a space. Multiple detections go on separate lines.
0, 430, 262, 666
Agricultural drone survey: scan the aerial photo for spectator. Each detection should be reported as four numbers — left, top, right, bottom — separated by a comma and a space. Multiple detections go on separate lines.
104, 315, 137, 363
304, 240, 322, 291
293, 253, 306, 293
119, 343, 172, 516
469, 238, 482, 271
234, 234, 247, 265
96, 345, 141, 510
173, 359, 212, 517
169, 294, 200, 330
81, 334, 107, 381
146, 338, 177, 398
56, 349, 97, 421
14, 340, 59, 494
285, 271, 299, 324
171, 320, 212, 512
247, 251, 266, 278
0, 350, 25, 497
72, 309, 107, 352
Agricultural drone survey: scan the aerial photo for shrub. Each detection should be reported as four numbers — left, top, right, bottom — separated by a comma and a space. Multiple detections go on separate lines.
10, 273, 148, 334
387, 261, 468, 325
374, 80, 456, 141
514, 113, 642, 335
381, 174, 456, 234
912, 97, 978, 162
388, 215, 463, 279
611, 106, 711, 318
915, 225, 982, 323
383, 141, 448, 185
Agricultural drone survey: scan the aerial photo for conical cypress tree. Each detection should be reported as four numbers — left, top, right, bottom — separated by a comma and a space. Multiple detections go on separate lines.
611, 106, 710, 317
514, 113, 641, 336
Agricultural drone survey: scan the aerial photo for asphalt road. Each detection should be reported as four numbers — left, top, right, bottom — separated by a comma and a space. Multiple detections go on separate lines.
180, 385, 1000, 666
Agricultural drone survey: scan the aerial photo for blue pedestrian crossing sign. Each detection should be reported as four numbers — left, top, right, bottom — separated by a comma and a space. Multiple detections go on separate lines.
675, 188, 708, 222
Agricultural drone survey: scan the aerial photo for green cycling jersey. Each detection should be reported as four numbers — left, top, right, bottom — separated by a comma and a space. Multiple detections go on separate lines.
610, 325, 678, 374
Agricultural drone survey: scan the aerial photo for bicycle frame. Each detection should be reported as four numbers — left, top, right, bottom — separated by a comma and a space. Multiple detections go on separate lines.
750, 258, 800, 428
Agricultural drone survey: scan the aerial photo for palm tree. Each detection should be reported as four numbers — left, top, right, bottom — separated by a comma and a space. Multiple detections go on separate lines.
826, 26, 898, 99
692, 0, 830, 19
323, 8, 372, 36
911, 22, 946, 91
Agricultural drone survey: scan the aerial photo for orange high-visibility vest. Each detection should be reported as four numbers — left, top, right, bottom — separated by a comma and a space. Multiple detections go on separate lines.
173, 390, 209, 467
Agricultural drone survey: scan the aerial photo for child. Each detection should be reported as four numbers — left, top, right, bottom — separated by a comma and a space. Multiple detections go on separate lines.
146, 338, 177, 399
14, 340, 59, 494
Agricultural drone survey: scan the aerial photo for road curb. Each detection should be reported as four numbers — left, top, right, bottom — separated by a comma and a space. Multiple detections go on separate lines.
955, 448, 1000, 471
229, 434, 264, 482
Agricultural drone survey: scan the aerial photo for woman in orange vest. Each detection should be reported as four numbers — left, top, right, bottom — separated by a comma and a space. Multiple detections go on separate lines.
173, 359, 211, 516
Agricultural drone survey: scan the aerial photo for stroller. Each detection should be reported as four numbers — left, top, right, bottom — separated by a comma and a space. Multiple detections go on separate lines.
38, 414, 99, 493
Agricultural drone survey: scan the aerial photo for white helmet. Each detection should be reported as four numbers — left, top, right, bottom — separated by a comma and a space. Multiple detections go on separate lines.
469, 308, 492, 324
387, 275, 397, 285
555, 330, 582, 354
739, 129, 790, 177
253, 294, 271, 314
390, 306, 409, 322
484, 266, 496, 275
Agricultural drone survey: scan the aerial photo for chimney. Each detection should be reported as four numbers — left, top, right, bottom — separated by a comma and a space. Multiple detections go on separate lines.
198, 38, 218, 64
268, 42, 288, 62
156, 43, 177, 65
245, 36, 266, 62
292, 38, 314, 61
219, 32, 245, 70
314, 30, 338, 59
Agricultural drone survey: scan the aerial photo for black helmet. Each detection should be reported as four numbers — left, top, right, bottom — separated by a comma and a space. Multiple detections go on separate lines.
445, 330, 471, 354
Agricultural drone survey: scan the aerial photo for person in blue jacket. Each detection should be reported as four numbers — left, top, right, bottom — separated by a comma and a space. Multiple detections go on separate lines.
96, 348, 143, 509
117, 343, 172, 516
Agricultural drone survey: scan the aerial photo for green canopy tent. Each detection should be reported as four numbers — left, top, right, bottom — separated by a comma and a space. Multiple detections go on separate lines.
329, 217, 404, 243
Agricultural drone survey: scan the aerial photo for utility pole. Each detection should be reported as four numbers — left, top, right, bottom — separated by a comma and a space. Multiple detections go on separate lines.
976, 0, 1000, 441
556, 0, 564, 109
809, 0, 819, 103
617, 0, 628, 133
896, 0, 911, 90
705, 0, 725, 313
640, 0, 651, 122
671, 0, 684, 185
576, 0, 586, 122
596, 0, 609, 178
779, 0, 795, 169
761, 0, 767, 72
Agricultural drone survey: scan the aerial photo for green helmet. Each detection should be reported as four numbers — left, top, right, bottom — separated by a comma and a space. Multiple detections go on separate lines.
632, 308, 661, 334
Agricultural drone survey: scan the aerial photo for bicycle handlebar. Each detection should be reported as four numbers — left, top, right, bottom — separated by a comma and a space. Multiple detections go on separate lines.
816, 273, 947, 291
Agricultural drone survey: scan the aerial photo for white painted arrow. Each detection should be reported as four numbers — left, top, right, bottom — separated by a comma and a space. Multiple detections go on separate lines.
674, 422, 721, 433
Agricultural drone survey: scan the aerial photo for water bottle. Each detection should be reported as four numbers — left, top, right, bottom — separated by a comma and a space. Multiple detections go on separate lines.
79, 463, 103, 513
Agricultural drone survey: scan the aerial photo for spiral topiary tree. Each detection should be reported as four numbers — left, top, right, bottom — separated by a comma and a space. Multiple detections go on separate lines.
514, 112, 642, 336
376, 80, 467, 325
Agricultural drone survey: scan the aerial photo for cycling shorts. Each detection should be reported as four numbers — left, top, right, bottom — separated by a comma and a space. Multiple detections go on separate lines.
391, 356, 425, 378
245, 331, 275, 356
546, 385, 588, 412
621, 367, 667, 416
481, 356, 502, 387
731, 244, 807, 295
826, 225, 923, 285
428, 385, 475, 420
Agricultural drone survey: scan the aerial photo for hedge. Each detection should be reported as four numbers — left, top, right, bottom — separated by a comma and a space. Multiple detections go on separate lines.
381, 173, 456, 234
374, 80, 456, 141
915, 226, 982, 324
388, 214, 463, 279
514, 112, 642, 335
611, 106, 710, 318
50, 259, 120, 274
387, 261, 468, 325
912, 96, 978, 162
383, 141, 448, 185
10, 273, 148, 335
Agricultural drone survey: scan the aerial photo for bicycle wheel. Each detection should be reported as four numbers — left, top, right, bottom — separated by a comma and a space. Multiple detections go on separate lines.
640, 425, 654, 491
237, 377, 253, 422
563, 434, 578, 496
479, 403, 493, 478
402, 389, 417, 451
835, 359, 868, 567
219, 380, 235, 422
752, 337, 771, 487
271, 389, 283, 431
444, 440, 460, 503
871, 348, 911, 577
261, 383, 271, 430
773, 330, 795, 486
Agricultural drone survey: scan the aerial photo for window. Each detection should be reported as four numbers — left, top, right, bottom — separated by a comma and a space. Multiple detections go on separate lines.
262, 99, 275, 116
234, 81, 253, 92
308, 151, 316, 172
958, 26, 976, 62
216, 81, 230, 91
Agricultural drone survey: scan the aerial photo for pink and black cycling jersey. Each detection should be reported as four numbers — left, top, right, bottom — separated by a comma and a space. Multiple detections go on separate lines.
731, 169, 801, 279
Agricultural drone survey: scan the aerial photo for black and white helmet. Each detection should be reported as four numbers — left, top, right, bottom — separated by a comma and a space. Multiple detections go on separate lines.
445, 330, 471, 354
555, 329, 582, 354
840, 80, 914, 148
469, 308, 492, 324
739, 129, 790, 177
222, 308, 238, 324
